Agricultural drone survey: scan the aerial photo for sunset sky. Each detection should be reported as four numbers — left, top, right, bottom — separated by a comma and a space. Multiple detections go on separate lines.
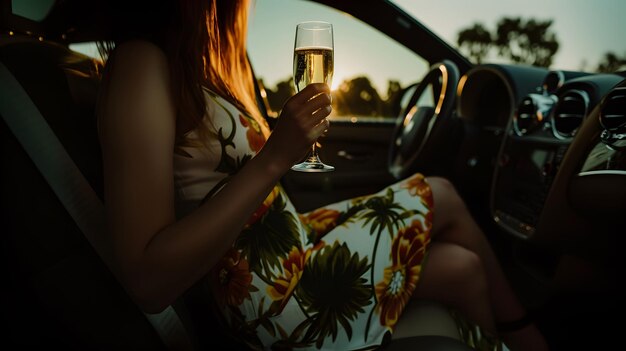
68, 0, 626, 95
247, 0, 626, 92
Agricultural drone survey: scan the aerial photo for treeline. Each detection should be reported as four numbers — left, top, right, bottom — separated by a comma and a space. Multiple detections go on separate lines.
457, 16, 626, 72
260, 76, 408, 118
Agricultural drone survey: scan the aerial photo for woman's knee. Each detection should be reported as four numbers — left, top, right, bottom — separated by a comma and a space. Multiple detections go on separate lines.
444, 245, 487, 295
426, 176, 455, 193
427, 177, 463, 209
426, 177, 467, 233
418, 243, 488, 303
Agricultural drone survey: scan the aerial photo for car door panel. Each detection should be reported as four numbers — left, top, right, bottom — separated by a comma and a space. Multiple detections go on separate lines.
282, 119, 396, 212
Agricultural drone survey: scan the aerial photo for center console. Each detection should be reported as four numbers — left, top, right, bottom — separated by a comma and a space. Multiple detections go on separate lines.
492, 136, 569, 237
491, 71, 587, 238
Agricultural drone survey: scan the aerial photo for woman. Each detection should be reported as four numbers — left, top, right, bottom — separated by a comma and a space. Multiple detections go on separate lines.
97, 1, 548, 350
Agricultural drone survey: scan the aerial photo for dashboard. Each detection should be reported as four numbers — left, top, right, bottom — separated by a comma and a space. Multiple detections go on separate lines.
456, 65, 625, 250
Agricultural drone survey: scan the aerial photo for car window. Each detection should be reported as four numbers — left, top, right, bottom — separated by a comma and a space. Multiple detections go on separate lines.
69, 42, 105, 61
391, 0, 626, 72
10, 0, 55, 21
248, 0, 429, 120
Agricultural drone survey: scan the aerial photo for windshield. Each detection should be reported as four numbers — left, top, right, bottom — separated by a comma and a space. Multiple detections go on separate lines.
391, 0, 626, 72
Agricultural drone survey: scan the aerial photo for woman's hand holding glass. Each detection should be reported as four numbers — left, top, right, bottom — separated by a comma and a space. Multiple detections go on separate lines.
262, 83, 332, 172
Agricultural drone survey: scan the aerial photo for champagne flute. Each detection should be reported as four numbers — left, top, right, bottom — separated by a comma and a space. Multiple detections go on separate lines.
291, 21, 335, 172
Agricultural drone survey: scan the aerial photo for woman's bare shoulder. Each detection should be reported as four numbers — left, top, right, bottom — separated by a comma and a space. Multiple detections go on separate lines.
108, 40, 169, 79
99, 39, 176, 144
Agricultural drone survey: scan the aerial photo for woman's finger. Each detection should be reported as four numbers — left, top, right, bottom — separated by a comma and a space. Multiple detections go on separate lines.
299, 92, 332, 120
310, 103, 332, 123
288, 83, 330, 106
308, 117, 331, 141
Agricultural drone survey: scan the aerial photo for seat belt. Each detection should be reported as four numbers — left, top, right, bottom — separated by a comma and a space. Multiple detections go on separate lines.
0, 61, 193, 350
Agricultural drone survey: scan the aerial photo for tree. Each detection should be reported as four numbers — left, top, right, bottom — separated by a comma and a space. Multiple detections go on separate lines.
333, 76, 385, 116
457, 23, 492, 64
495, 18, 559, 67
384, 80, 403, 117
596, 52, 626, 73
261, 77, 295, 114
457, 17, 560, 67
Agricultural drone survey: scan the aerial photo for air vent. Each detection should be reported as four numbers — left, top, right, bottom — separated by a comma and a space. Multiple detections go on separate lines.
552, 89, 589, 139
514, 94, 556, 136
600, 87, 626, 131
513, 96, 538, 136
599, 87, 626, 148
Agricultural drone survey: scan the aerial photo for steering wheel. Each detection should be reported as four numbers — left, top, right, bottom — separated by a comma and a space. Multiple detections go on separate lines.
388, 60, 460, 179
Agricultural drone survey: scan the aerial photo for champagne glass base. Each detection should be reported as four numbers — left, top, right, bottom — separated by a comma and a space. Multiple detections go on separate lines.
291, 160, 335, 172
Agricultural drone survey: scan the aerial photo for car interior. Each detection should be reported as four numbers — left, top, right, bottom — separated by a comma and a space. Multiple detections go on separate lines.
2, 0, 625, 350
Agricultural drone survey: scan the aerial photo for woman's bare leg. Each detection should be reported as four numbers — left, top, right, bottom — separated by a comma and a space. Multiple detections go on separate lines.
412, 242, 496, 333
426, 176, 549, 351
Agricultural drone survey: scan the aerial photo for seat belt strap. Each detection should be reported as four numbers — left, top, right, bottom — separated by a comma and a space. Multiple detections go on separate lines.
0, 61, 193, 351
0, 61, 108, 257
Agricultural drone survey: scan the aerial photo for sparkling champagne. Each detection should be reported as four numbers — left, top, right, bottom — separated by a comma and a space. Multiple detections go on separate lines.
293, 47, 334, 92
291, 22, 335, 172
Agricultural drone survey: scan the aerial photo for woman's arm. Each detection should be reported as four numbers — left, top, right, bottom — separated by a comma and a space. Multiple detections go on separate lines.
98, 40, 331, 313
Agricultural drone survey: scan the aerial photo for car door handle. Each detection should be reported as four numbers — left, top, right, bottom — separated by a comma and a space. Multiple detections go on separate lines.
337, 150, 373, 162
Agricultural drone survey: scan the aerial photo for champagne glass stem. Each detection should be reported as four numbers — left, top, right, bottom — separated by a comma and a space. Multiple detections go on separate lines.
307, 143, 319, 163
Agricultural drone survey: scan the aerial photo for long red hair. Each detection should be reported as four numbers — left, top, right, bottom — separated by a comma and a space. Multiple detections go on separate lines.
173, 0, 262, 139
101, 0, 262, 143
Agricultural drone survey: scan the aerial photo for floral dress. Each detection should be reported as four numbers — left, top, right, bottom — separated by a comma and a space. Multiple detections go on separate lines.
173, 90, 498, 350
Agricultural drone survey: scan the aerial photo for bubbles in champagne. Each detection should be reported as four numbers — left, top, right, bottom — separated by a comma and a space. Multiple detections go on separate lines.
293, 47, 334, 92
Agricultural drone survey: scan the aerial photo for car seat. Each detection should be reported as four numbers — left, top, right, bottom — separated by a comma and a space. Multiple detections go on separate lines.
0, 4, 170, 349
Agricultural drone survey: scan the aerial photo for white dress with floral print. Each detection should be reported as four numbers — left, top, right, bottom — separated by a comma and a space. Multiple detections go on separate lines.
173, 90, 496, 350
